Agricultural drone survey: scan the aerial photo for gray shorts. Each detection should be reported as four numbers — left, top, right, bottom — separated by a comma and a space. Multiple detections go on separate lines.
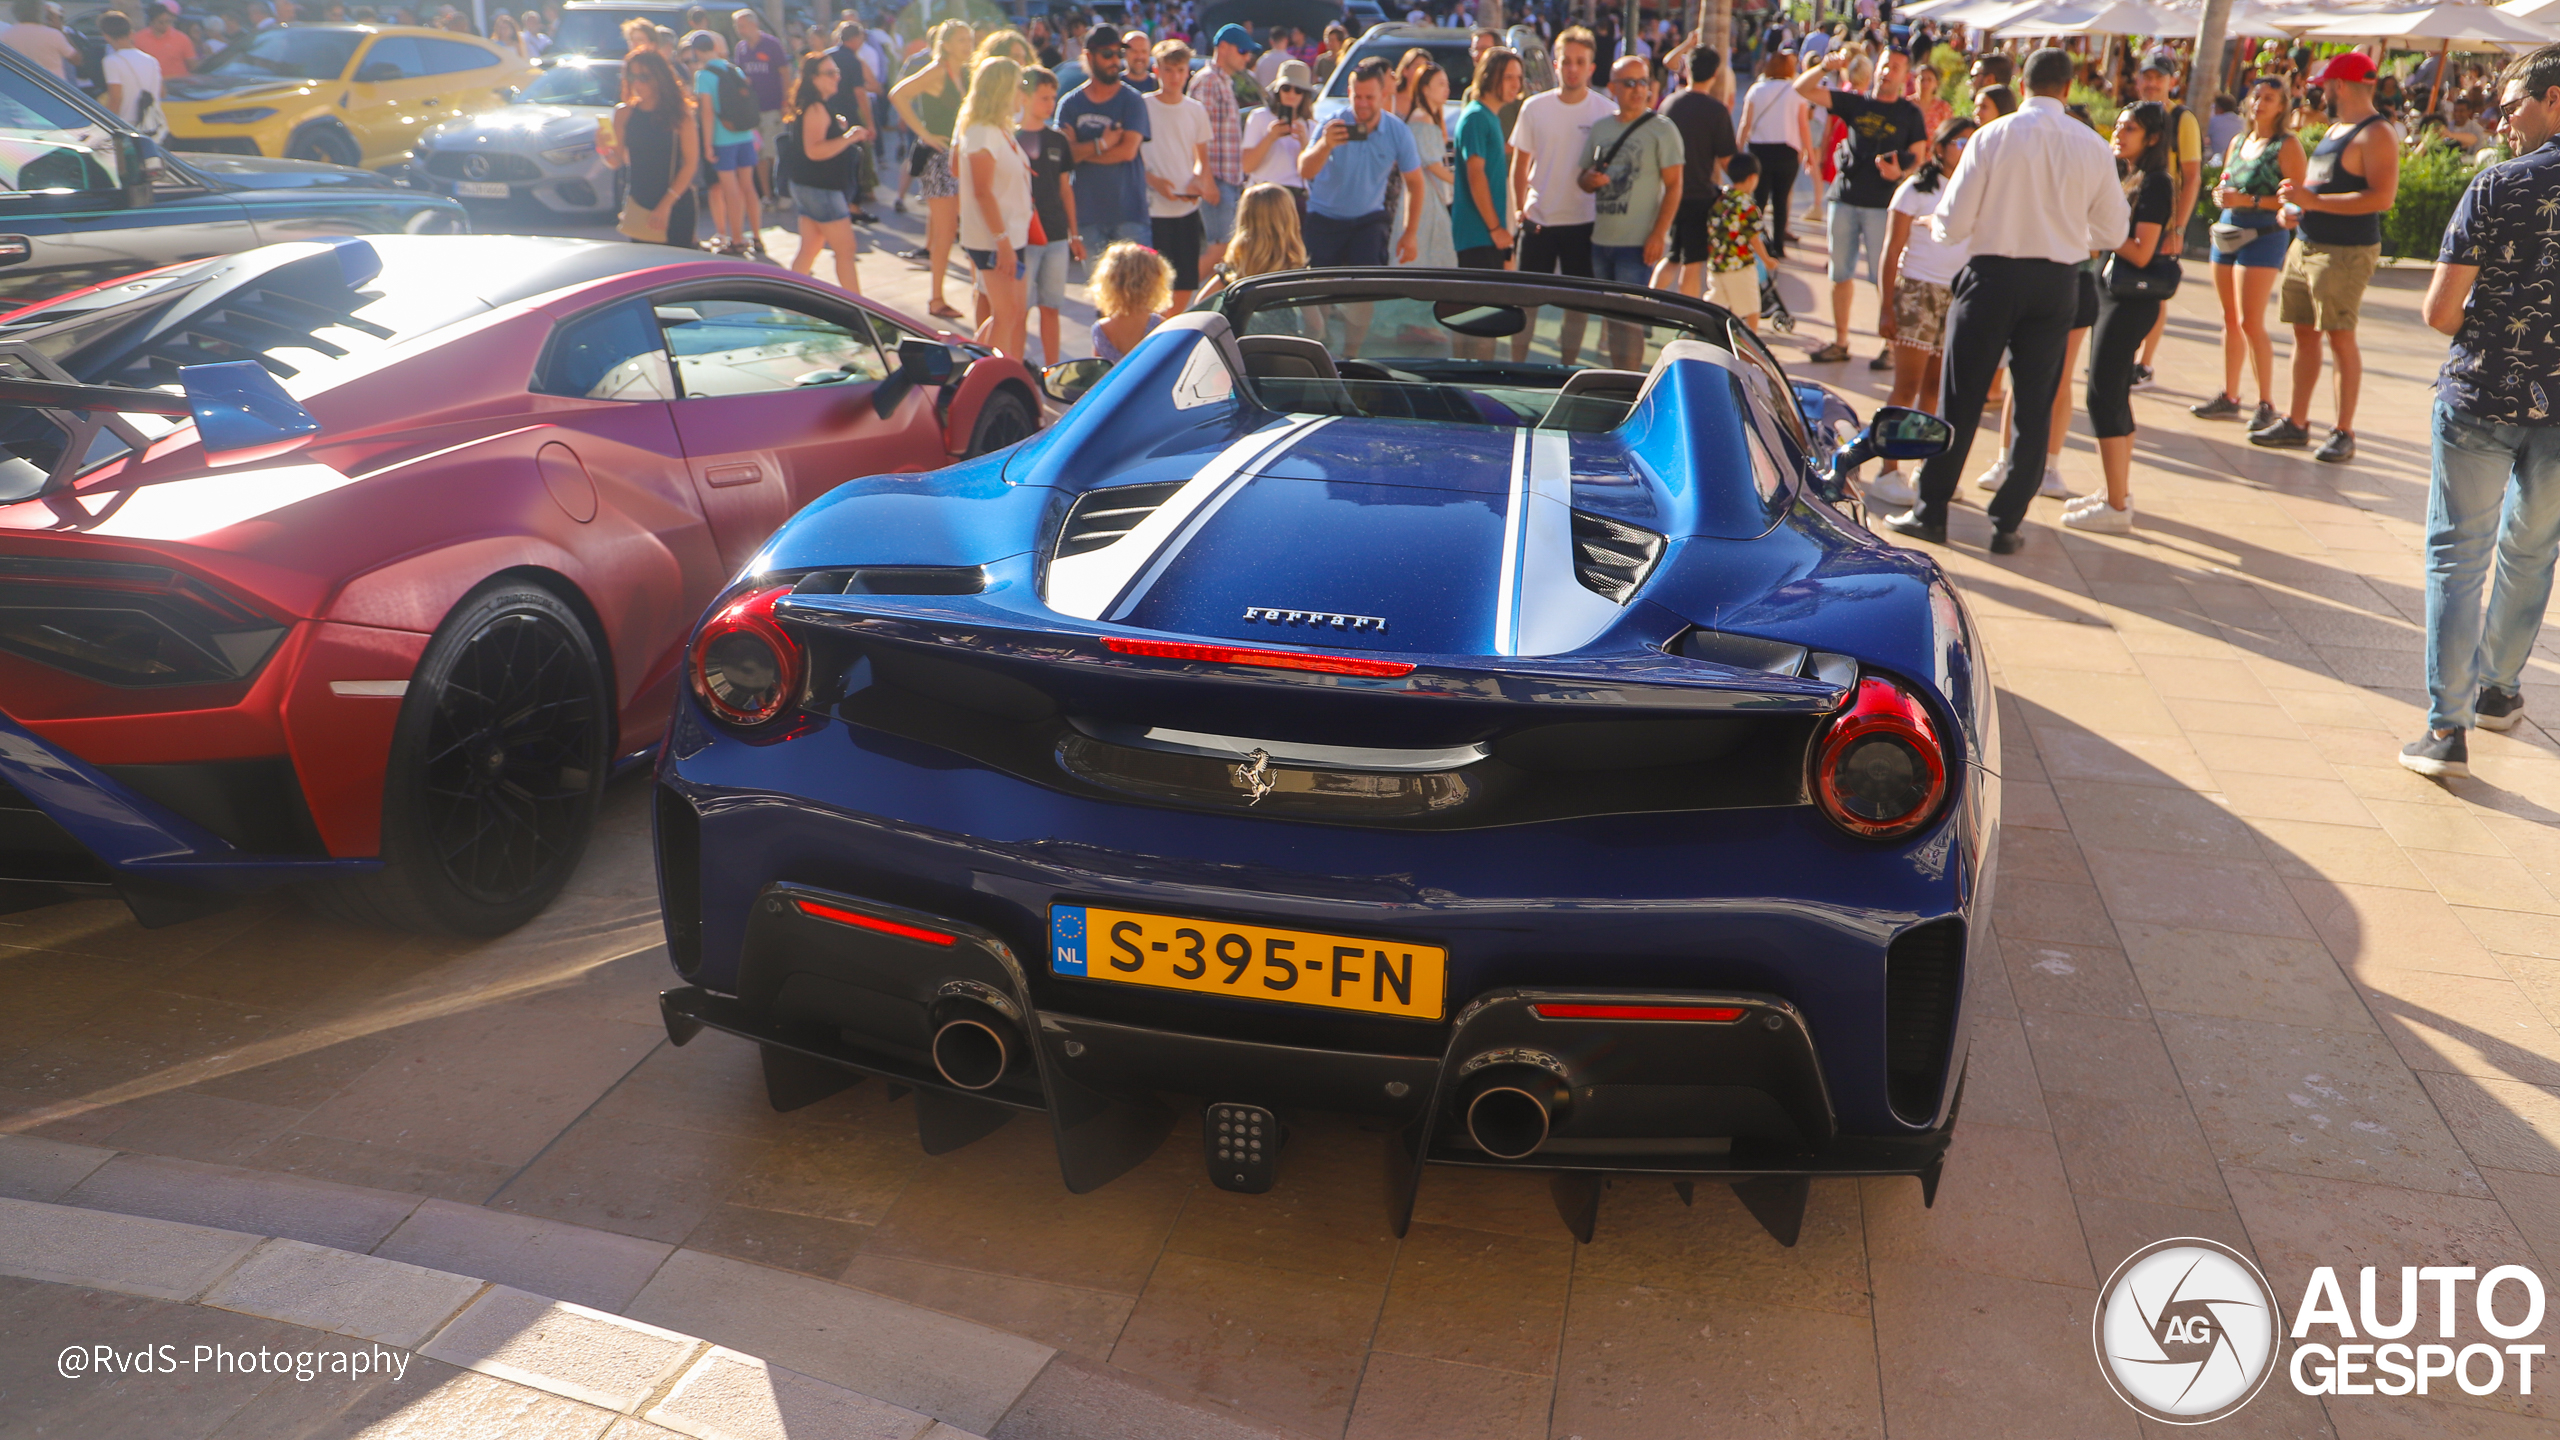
1024, 238, 1071, 310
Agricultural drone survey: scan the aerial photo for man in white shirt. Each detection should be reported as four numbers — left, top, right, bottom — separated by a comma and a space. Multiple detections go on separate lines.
1142, 40, 1213, 309
1, 0, 76, 82
98, 12, 163, 133
1886, 46, 2129, 555
1507, 25, 1612, 365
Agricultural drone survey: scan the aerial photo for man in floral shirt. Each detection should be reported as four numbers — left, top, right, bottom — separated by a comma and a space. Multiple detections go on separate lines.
1704, 151, 1775, 330
2401, 43, 2560, 777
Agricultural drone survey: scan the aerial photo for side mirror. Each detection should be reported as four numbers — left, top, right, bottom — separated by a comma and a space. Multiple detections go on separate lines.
179, 361, 321, 467
897, 337, 956, 385
1828, 404, 1950, 482
356, 61, 404, 82
1041, 357, 1111, 404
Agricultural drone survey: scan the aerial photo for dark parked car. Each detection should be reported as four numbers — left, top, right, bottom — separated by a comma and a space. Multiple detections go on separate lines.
0, 45, 465, 306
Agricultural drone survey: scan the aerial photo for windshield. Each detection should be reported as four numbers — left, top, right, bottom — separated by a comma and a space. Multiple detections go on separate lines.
550, 9, 669, 57
520, 61, 621, 106
1320, 38, 1472, 100
199, 28, 365, 81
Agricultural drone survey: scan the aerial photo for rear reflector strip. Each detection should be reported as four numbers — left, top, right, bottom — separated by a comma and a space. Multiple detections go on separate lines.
1531, 1004, 1748, 1023
1102, 636, 1416, 678
793, 898, 956, 946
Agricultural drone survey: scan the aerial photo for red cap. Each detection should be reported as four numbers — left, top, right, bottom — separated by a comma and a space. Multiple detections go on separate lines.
2310, 52, 2379, 87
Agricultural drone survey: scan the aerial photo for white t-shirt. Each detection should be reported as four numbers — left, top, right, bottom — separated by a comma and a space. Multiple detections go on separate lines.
1242, 107, 1305, 187
1508, 87, 1615, 227
957, 122, 1032, 250
1142, 92, 1210, 218
1888, 175, 1966, 286
1740, 78, 1807, 150
101, 46, 163, 130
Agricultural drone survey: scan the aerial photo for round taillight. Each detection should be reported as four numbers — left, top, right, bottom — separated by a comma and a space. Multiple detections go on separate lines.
1812, 674, 1948, 839
690, 585, 803, 726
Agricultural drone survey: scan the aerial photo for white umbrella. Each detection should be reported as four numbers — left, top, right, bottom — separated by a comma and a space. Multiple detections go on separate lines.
2493, 0, 2560, 26
1896, 0, 1979, 18
2299, 2, 2552, 47
1917, 0, 2050, 29
1997, 0, 2197, 37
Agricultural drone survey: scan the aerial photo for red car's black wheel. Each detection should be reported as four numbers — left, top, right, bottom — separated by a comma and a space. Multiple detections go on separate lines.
309, 582, 608, 936
964, 387, 1037, 457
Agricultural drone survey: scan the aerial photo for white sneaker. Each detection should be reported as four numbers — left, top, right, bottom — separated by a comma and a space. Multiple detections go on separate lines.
1865, 469, 1918, 507
2061, 492, 2106, 513
1974, 461, 2012, 491
2039, 465, 2071, 498
2061, 499, 2133, 532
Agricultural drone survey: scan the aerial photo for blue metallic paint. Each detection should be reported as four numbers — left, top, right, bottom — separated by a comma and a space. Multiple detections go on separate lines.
660, 294, 1996, 1223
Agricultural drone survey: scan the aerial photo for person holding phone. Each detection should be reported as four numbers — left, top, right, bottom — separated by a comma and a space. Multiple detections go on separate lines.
1297, 56, 1423, 269
1243, 58, 1316, 208
1060, 29, 1154, 263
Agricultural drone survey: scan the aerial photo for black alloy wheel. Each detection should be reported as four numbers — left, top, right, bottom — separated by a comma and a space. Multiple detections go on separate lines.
964, 387, 1037, 457
308, 582, 609, 936
286, 124, 361, 168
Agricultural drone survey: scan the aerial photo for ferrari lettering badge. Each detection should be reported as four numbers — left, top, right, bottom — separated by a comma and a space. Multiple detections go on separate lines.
1242, 607, 1387, 632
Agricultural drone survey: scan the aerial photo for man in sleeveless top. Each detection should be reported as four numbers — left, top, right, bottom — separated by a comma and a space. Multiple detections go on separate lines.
2255, 51, 2398, 464
2400, 44, 2560, 778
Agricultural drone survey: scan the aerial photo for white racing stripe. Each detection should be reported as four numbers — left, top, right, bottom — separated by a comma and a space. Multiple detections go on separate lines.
1497, 428, 1626, 657
1043, 414, 1336, 622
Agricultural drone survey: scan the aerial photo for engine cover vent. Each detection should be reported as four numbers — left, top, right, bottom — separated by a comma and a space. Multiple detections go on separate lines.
1569, 510, 1666, 604
1056, 481, 1189, 559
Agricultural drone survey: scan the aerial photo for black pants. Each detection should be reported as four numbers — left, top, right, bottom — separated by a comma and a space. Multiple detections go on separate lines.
1750, 143, 1800, 256
1516, 219, 1594, 277
1304, 208, 1389, 267
1918, 256, 2080, 529
2085, 290, 2159, 440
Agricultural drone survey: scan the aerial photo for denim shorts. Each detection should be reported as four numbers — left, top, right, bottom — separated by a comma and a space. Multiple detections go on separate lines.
712, 138, 758, 174
1078, 217, 1154, 259
1826, 200, 1891, 283
1590, 242, 1652, 287
792, 183, 851, 224
1198, 187, 1238, 245
2211, 221, 2291, 270
964, 245, 1027, 280
1024, 238, 1070, 309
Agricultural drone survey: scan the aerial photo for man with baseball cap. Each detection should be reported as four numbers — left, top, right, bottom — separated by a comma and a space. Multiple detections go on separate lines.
2254, 50, 2398, 463
1060, 28, 1154, 259
1194, 23, 1260, 270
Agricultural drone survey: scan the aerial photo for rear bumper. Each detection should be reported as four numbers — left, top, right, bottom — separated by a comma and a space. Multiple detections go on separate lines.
0, 708, 377, 925
654, 872, 1963, 1231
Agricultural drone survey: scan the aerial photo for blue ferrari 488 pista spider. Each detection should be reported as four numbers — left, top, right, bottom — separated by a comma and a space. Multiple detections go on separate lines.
649, 270, 1995, 1246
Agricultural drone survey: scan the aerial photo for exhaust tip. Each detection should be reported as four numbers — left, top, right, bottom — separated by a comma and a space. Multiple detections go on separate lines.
1466, 1084, 1554, 1160
931, 1015, 1013, 1091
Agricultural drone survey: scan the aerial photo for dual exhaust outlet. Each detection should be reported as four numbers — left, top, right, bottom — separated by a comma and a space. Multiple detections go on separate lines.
934, 1011, 1569, 1162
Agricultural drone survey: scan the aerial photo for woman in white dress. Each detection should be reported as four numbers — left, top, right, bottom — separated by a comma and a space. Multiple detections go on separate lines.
1401, 62, 1456, 268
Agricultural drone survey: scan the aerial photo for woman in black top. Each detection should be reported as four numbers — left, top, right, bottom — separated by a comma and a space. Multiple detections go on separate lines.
606, 47, 700, 250
2064, 100, 2175, 534
786, 54, 873, 294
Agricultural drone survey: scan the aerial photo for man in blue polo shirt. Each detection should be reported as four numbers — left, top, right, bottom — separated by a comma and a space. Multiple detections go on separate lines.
1296, 56, 1423, 269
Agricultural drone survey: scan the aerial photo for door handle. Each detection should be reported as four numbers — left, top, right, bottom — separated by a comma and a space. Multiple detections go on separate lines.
0, 237, 30, 267
705, 462, 763, 487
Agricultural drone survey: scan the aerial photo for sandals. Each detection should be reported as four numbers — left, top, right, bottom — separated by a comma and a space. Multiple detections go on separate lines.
1808, 343, 1851, 363
928, 301, 965, 320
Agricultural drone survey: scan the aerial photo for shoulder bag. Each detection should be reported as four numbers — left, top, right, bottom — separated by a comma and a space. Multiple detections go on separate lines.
2103, 249, 2181, 301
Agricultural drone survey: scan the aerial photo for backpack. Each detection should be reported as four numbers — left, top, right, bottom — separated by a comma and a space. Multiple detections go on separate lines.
710, 60, 759, 134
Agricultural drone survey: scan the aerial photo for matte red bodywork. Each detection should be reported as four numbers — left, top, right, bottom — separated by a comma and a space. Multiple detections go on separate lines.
0, 256, 1043, 860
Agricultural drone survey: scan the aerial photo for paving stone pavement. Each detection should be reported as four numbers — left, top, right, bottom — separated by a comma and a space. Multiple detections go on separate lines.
2, 200, 2558, 1438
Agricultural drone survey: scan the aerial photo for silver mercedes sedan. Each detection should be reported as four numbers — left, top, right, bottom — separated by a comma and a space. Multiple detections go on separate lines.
410, 56, 621, 215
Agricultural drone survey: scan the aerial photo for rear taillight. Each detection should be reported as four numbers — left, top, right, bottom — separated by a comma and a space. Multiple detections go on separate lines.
1811, 674, 1947, 839
689, 585, 804, 726
1101, 636, 1416, 678
0, 556, 285, 687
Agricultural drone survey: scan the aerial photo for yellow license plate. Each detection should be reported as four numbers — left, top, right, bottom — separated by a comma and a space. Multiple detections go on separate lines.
1048, 905, 1447, 1020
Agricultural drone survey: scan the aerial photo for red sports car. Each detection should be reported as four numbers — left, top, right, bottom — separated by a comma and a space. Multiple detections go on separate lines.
0, 234, 1046, 934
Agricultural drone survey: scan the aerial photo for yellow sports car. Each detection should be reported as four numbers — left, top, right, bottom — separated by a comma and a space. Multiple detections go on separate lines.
163, 24, 535, 170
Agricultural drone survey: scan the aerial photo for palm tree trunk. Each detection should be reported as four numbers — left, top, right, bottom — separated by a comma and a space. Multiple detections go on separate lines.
2186, 0, 2235, 122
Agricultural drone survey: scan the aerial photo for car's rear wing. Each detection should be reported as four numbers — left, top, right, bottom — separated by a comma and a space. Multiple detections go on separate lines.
0, 356, 320, 500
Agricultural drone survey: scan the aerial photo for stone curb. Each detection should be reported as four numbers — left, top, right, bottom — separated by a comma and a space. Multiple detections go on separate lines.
0, 1195, 977, 1440
0, 1135, 1314, 1439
